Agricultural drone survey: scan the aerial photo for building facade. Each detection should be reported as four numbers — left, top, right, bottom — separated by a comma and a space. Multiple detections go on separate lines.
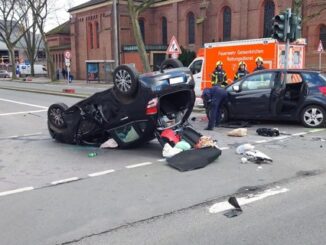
67, 0, 326, 79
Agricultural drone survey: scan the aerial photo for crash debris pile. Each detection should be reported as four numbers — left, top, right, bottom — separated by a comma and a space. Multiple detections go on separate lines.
236, 143, 273, 164
160, 127, 222, 171
256, 128, 280, 137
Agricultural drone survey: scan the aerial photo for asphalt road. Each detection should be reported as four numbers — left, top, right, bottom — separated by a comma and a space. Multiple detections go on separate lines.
0, 88, 325, 245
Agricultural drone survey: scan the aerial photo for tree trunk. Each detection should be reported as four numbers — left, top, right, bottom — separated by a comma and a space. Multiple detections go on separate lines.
9, 47, 17, 80
31, 59, 35, 76
127, 0, 151, 72
40, 32, 55, 81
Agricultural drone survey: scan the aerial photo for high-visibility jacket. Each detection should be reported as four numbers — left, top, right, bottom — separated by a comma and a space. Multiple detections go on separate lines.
234, 69, 249, 81
254, 65, 266, 72
211, 68, 228, 87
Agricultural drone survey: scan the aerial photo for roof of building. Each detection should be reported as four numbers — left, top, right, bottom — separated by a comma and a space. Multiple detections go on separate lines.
46, 21, 70, 36
68, 0, 167, 12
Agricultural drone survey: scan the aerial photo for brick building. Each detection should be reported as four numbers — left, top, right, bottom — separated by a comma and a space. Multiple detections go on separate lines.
66, 0, 326, 80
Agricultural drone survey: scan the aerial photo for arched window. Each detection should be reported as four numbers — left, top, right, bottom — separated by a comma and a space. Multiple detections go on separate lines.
162, 17, 167, 45
188, 12, 195, 44
87, 22, 93, 49
223, 7, 232, 41
320, 25, 326, 48
263, 0, 275, 38
139, 18, 145, 41
94, 21, 100, 48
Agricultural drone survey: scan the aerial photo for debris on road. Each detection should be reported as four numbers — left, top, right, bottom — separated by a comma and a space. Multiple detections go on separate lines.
88, 152, 97, 157
100, 138, 119, 148
227, 128, 247, 137
256, 128, 280, 137
244, 150, 273, 164
224, 196, 243, 218
236, 143, 255, 154
162, 143, 183, 158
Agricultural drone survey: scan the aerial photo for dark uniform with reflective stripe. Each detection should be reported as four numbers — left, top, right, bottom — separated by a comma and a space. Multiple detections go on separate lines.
234, 69, 249, 81
211, 68, 228, 87
254, 65, 266, 72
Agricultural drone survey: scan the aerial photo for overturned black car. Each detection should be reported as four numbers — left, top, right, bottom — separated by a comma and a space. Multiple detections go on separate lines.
47, 59, 196, 148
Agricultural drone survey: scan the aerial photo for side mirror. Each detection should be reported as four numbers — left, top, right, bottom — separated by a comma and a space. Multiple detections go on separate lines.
233, 85, 240, 92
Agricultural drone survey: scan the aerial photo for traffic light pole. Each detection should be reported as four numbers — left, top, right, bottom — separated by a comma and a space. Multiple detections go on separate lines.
284, 8, 291, 70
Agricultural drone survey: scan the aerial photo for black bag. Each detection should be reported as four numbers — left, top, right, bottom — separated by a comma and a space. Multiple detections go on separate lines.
180, 127, 202, 147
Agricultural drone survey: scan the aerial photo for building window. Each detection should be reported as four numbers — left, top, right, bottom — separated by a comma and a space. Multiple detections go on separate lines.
188, 12, 195, 44
139, 18, 145, 42
87, 22, 93, 49
94, 21, 100, 48
223, 7, 232, 41
162, 17, 167, 45
263, 0, 275, 38
320, 25, 326, 48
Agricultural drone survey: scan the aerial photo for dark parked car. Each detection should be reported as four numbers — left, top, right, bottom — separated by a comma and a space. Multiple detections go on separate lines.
47, 59, 196, 147
220, 69, 326, 128
0, 70, 10, 78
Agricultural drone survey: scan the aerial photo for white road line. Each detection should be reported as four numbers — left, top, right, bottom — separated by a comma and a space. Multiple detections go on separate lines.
209, 187, 289, 214
0, 109, 47, 116
125, 162, 153, 169
22, 132, 43, 137
0, 187, 34, 197
292, 132, 307, 136
309, 128, 325, 133
157, 158, 166, 162
51, 177, 80, 185
219, 147, 230, 150
273, 135, 290, 141
88, 169, 115, 177
0, 98, 48, 109
255, 139, 268, 143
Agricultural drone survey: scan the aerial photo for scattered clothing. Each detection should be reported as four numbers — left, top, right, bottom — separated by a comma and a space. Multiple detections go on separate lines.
256, 128, 280, 137
100, 138, 119, 148
227, 128, 247, 137
162, 143, 183, 158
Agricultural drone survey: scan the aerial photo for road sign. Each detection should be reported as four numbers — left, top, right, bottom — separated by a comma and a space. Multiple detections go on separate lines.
64, 50, 71, 59
166, 36, 181, 55
317, 40, 324, 53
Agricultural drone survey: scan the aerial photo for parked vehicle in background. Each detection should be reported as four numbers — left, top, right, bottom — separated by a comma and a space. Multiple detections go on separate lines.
0, 70, 10, 78
17, 64, 48, 76
188, 38, 306, 100
219, 69, 326, 128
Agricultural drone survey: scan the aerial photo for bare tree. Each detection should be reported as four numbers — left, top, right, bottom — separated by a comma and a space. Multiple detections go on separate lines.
292, 0, 326, 22
127, 0, 155, 72
27, 0, 57, 81
0, 0, 32, 79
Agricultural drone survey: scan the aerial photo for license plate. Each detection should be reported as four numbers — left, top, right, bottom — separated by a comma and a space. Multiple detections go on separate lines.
170, 77, 184, 85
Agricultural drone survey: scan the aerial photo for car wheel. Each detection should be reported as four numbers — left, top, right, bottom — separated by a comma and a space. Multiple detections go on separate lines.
300, 105, 325, 128
48, 103, 68, 129
160, 58, 184, 71
220, 106, 229, 123
113, 65, 139, 97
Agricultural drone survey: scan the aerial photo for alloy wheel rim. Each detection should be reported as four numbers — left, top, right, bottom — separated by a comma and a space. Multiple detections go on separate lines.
115, 70, 132, 92
303, 108, 324, 127
49, 108, 65, 127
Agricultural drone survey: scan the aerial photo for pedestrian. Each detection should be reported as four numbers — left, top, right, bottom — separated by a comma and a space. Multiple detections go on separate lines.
211, 61, 228, 88
254, 57, 266, 71
56, 68, 60, 80
234, 61, 249, 81
62, 67, 67, 79
203, 85, 228, 130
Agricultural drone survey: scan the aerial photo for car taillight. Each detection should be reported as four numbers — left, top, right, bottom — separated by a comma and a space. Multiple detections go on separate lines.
146, 98, 158, 115
318, 86, 326, 95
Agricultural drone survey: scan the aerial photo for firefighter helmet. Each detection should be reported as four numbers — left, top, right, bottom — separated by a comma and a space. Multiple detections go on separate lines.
255, 57, 264, 63
216, 61, 223, 66
239, 61, 247, 67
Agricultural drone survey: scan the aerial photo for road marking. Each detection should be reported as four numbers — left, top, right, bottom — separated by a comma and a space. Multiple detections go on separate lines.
292, 132, 307, 136
157, 158, 166, 162
255, 139, 268, 143
22, 132, 43, 137
88, 169, 115, 177
219, 147, 230, 150
125, 162, 153, 169
0, 187, 34, 197
0, 109, 47, 116
0, 98, 48, 109
309, 128, 325, 133
209, 187, 289, 214
273, 135, 290, 141
51, 177, 80, 185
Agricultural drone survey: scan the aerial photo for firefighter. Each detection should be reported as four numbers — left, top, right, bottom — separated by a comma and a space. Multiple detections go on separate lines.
234, 61, 249, 81
211, 61, 228, 88
254, 57, 266, 71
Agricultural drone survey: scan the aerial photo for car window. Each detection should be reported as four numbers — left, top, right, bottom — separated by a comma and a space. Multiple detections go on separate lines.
301, 72, 326, 86
285, 73, 302, 84
189, 60, 202, 74
241, 72, 274, 91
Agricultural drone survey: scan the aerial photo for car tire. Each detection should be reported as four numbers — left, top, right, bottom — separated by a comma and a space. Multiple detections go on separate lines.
300, 105, 325, 128
113, 65, 139, 97
160, 58, 184, 71
48, 103, 68, 129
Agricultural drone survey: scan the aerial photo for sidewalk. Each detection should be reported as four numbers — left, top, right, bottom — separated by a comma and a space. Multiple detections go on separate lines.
0, 77, 112, 98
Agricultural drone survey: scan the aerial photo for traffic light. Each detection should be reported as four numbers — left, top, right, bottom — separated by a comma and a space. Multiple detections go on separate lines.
289, 14, 302, 42
272, 12, 288, 42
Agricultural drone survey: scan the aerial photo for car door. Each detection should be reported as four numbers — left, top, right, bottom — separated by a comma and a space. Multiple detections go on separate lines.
227, 71, 276, 119
188, 58, 203, 97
